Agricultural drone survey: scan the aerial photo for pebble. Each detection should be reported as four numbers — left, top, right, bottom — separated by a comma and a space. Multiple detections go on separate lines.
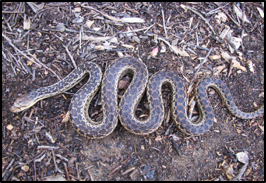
143, 163, 151, 173
146, 169, 155, 180
117, 142, 123, 148
143, 164, 155, 179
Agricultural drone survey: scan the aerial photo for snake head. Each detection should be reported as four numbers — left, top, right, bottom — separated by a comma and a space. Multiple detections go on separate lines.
10, 93, 36, 113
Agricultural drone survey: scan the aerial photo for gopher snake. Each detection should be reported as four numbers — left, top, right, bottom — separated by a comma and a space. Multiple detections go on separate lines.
10, 57, 264, 138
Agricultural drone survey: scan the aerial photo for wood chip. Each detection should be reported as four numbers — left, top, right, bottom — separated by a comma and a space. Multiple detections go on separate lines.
6, 124, 14, 130
121, 17, 145, 23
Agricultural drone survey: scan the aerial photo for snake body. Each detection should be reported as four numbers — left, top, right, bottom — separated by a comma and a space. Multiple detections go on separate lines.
10, 57, 264, 138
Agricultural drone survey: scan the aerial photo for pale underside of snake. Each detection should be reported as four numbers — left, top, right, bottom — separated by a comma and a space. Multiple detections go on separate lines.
10, 57, 264, 139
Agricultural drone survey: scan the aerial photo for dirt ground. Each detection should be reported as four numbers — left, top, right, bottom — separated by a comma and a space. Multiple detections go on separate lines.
2, 2, 264, 181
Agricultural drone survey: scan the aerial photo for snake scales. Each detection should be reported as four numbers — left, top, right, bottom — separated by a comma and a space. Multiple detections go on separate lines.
10, 57, 264, 138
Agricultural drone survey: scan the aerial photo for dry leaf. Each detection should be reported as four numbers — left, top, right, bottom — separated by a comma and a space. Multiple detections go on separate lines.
233, 5, 251, 24
172, 46, 189, 56
219, 26, 230, 39
62, 111, 70, 123
121, 17, 145, 23
247, 60, 254, 73
85, 20, 94, 28
215, 12, 228, 24
150, 47, 158, 58
232, 60, 247, 72
225, 164, 234, 180
6, 124, 14, 130
160, 42, 166, 53
221, 51, 236, 63
257, 7, 264, 18
213, 64, 225, 76
155, 135, 163, 141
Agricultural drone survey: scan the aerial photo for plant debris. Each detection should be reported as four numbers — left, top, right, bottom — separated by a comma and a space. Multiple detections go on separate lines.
2, 2, 264, 181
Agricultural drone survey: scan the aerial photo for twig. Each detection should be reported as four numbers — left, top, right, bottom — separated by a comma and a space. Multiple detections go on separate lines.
214, 2, 241, 28
34, 161, 37, 181
165, 122, 174, 136
81, 3, 121, 22
195, 32, 199, 46
186, 47, 197, 55
2, 14, 13, 32
76, 162, 80, 179
51, 149, 64, 173
181, 5, 216, 35
37, 145, 59, 150
108, 165, 122, 177
157, 37, 179, 56
205, 3, 230, 16
63, 162, 70, 181
121, 167, 136, 176
2, 33, 61, 80
118, 23, 155, 34
79, 26, 82, 50
232, 163, 248, 181
188, 48, 212, 93
162, 9, 168, 39
62, 42, 77, 68
86, 166, 94, 181
182, 42, 213, 52
2, 10, 25, 13
2, 158, 15, 178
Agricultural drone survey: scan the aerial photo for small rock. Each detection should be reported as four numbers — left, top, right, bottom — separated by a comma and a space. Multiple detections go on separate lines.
143, 163, 151, 173
146, 169, 155, 180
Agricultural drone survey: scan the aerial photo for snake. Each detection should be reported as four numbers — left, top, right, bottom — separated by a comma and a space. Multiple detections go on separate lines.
10, 57, 264, 138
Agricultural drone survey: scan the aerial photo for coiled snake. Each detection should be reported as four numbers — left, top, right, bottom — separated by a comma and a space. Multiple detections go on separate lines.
10, 57, 264, 138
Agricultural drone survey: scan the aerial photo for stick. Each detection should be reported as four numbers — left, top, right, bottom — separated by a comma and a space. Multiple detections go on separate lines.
81, 4, 121, 22
205, 3, 230, 16
182, 42, 213, 52
118, 23, 155, 34
2, 33, 61, 80
214, 2, 241, 28
181, 5, 216, 35
62, 42, 77, 68
162, 9, 168, 39
157, 37, 179, 56
188, 48, 212, 93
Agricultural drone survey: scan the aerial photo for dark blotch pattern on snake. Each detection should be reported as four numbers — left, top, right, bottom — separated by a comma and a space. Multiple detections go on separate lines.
10, 57, 264, 138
